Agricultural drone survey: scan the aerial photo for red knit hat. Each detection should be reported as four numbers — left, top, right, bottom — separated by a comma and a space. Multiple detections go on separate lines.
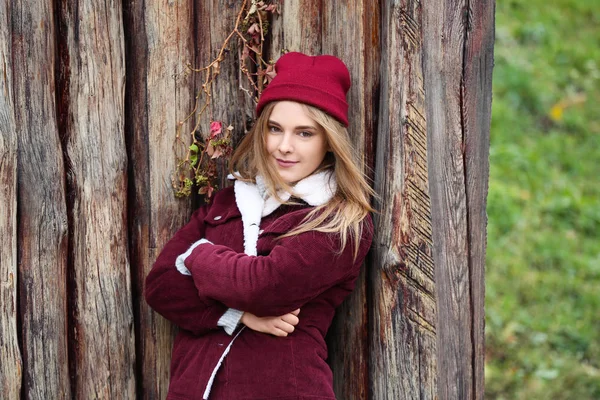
256, 52, 351, 126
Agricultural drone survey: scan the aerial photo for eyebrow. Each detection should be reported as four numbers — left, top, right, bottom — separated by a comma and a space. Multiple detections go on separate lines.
268, 120, 318, 130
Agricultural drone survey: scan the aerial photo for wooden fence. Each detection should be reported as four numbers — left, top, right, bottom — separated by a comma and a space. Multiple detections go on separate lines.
0, 0, 494, 398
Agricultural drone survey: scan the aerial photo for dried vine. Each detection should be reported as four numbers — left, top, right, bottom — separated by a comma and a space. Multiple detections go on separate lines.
172, 0, 280, 199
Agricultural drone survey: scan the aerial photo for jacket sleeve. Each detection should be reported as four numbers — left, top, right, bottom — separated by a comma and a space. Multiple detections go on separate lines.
185, 215, 373, 317
144, 205, 232, 336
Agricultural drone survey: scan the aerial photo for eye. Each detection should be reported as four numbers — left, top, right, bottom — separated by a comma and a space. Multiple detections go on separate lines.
298, 131, 313, 138
268, 125, 281, 133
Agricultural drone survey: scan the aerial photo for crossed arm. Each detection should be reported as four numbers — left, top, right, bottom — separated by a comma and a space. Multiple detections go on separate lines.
144, 206, 302, 336
145, 201, 371, 336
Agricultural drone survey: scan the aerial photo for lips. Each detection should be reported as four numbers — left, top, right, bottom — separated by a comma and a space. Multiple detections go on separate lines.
276, 158, 298, 168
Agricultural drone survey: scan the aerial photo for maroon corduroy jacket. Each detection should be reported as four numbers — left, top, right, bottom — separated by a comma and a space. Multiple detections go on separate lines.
145, 186, 373, 399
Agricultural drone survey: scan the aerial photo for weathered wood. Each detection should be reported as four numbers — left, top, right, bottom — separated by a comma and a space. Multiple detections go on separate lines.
123, 0, 195, 397
191, 0, 213, 142
3, 1, 493, 397
321, 1, 381, 399
371, 0, 437, 399
270, 0, 323, 56
205, 0, 256, 186
58, 0, 135, 397
321, 0, 381, 166
461, 2, 494, 398
422, 0, 493, 398
0, 2, 22, 397
11, 0, 71, 397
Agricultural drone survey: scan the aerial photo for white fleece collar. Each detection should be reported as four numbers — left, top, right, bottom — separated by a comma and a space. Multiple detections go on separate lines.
232, 170, 336, 256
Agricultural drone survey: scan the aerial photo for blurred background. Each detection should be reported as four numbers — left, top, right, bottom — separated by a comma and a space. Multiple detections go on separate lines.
485, 0, 600, 398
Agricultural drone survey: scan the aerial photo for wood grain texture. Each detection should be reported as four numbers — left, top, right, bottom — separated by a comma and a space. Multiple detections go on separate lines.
423, 3, 472, 397
461, 1, 494, 397
2, 1, 493, 397
321, 1, 381, 398
422, 0, 493, 398
0, 2, 22, 397
192, 0, 213, 139
11, 0, 71, 397
270, 0, 323, 56
205, 0, 256, 187
124, 0, 195, 398
371, 0, 437, 398
58, 0, 135, 397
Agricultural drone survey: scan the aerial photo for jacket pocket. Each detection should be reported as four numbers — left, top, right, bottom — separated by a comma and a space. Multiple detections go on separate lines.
203, 205, 240, 227
202, 207, 244, 251
169, 331, 224, 398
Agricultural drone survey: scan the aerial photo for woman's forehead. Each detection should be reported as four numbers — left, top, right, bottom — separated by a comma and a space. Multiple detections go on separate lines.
269, 101, 318, 128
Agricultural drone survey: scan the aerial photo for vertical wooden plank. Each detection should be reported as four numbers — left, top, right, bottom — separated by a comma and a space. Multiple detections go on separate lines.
123, 0, 194, 398
321, 0, 380, 165
422, 4, 471, 396
205, 0, 256, 185
0, 1, 22, 397
462, 1, 494, 397
371, 0, 437, 399
269, 0, 322, 56
423, 3, 472, 391
422, 0, 493, 398
321, 1, 381, 398
12, 0, 71, 397
57, 0, 135, 397
190, 0, 212, 141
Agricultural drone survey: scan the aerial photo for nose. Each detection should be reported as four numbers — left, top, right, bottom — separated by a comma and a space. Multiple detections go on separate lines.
278, 132, 294, 154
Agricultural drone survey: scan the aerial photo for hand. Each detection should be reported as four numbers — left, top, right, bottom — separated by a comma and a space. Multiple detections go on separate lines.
241, 309, 300, 337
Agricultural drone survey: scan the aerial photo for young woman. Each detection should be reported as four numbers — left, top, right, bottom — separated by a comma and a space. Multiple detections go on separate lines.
145, 52, 374, 399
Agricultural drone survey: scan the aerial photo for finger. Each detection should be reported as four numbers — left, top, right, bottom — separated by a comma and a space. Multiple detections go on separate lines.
275, 320, 295, 334
281, 314, 299, 325
291, 308, 300, 316
271, 327, 289, 337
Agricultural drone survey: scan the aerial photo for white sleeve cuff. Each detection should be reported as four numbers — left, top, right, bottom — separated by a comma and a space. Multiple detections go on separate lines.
175, 238, 213, 275
217, 308, 244, 335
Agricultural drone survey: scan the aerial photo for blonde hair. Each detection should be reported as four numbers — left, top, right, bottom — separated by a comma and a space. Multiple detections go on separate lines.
230, 102, 375, 257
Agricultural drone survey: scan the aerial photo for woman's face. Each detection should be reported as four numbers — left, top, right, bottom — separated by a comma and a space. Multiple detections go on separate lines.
265, 101, 329, 184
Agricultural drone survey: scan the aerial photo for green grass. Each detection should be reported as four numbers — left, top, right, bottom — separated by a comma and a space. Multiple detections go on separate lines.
485, 0, 600, 398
